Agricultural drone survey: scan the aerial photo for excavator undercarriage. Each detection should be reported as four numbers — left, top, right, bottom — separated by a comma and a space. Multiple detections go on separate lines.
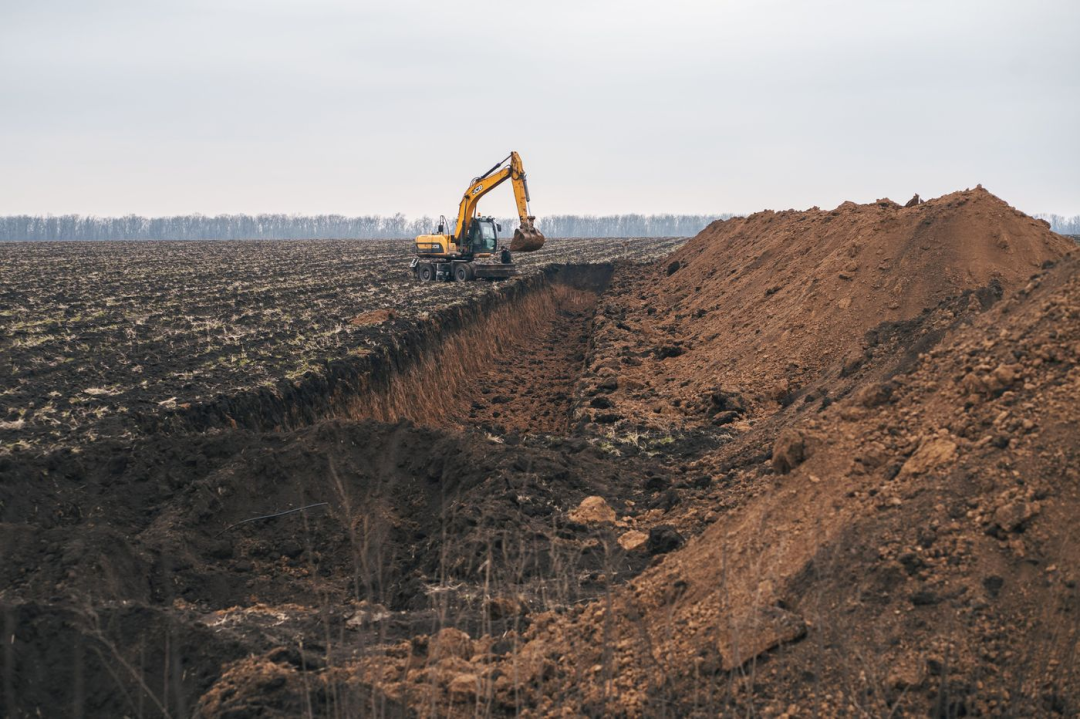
410, 253, 518, 282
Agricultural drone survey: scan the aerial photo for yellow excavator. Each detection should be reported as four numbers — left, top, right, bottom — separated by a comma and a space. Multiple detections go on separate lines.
411, 151, 546, 281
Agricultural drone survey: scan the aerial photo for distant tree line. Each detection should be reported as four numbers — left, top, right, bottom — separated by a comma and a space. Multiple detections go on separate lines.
530, 214, 731, 238
0, 213, 731, 241
5, 212, 1073, 241
1036, 214, 1080, 235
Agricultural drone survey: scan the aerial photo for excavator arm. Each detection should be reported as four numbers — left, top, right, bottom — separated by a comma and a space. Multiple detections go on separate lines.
453, 151, 545, 252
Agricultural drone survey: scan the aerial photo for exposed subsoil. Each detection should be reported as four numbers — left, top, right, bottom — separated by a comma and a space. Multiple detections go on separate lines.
2, 191, 1079, 718
575, 187, 1071, 434
473, 250, 1080, 718
444, 285, 598, 435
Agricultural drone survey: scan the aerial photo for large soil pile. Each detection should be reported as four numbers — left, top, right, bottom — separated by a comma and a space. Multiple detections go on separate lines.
341, 253, 1080, 717
580, 187, 1072, 430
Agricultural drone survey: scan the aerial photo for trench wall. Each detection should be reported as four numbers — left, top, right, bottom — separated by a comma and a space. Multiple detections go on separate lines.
144, 263, 614, 435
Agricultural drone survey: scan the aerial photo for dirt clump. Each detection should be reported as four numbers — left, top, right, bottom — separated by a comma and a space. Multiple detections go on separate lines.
348, 308, 395, 326
771, 427, 807, 473
569, 495, 617, 524
617, 529, 649, 551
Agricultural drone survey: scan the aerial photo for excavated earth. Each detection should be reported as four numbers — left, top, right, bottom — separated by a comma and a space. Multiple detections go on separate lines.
2, 192, 1079, 718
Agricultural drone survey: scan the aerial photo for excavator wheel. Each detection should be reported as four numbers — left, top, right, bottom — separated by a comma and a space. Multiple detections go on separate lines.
509, 228, 546, 253
417, 263, 435, 282
454, 263, 473, 282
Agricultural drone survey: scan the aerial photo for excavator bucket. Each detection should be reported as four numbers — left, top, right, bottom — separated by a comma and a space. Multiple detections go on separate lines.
509, 221, 546, 252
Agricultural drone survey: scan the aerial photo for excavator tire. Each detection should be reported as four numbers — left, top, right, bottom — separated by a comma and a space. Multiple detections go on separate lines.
454, 263, 473, 282
509, 228, 546, 253
417, 263, 435, 282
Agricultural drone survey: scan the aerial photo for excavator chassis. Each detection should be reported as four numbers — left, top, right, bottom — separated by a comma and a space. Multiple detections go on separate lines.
410, 258, 518, 282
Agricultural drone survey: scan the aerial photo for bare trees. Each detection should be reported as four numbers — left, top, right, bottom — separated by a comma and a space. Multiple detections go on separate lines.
1037, 214, 1080, 235
0, 213, 731, 241
3, 211, 1077, 242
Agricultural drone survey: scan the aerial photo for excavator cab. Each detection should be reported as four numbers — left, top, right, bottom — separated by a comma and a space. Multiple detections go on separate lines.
466, 217, 499, 256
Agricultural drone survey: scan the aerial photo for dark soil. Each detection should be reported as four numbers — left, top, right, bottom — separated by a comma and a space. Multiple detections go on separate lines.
1, 249, 665, 718
0, 238, 683, 453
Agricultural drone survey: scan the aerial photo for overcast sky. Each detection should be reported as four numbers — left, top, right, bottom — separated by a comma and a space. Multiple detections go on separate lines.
1, 0, 1077, 218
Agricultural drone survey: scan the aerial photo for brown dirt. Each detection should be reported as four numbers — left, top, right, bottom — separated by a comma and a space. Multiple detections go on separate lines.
459, 251, 1080, 716
326, 190, 1077, 717
577, 186, 1072, 432
349, 309, 396, 326
2, 191, 1078, 718
443, 285, 599, 435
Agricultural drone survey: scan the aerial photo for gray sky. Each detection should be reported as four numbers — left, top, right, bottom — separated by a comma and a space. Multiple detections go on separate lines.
2, 0, 1078, 218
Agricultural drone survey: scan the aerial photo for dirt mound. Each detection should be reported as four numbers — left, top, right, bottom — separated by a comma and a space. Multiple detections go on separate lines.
581, 187, 1072, 430
356, 252, 1079, 716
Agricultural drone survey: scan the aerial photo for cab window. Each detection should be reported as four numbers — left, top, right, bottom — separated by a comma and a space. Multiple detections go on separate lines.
479, 222, 497, 251
471, 221, 497, 253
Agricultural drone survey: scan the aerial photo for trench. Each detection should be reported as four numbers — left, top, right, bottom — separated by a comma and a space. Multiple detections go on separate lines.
1, 262, 650, 719
3, 263, 637, 719
354, 282, 602, 433
339, 262, 614, 433
151, 263, 614, 437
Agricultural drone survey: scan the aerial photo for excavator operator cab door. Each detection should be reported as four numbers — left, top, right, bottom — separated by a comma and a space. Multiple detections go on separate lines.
467, 219, 499, 256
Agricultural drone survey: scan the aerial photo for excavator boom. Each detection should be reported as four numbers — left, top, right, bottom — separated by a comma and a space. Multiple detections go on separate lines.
454, 152, 545, 253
